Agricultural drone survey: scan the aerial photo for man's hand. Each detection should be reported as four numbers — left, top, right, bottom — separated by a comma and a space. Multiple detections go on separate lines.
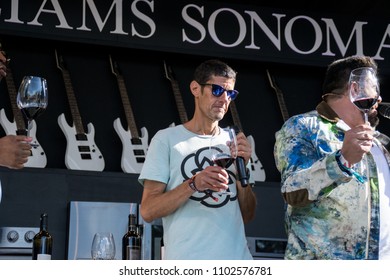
341, 123, 373, 165
0, 135, 32, 169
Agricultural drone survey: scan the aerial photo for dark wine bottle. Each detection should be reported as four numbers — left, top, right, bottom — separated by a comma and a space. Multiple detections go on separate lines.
32, 213, 53, 260
160, 237, 165, 260
122, 214, 142, 260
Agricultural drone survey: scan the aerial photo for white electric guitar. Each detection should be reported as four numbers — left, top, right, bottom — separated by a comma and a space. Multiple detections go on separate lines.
229, 101, 266, 182
0, 53, 47, 167
109, 55, 148, 173
55, 50, 105, 171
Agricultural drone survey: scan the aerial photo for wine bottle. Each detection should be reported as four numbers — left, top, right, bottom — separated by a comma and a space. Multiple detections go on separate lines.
32, 213, 53, 260
122, 214, 142, 260
160, 237, 165, 260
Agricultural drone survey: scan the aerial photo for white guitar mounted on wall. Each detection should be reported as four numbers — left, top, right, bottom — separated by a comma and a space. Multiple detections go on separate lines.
55, 50, 105, 171
0, 47, 47, 168
109, 55, 149, 173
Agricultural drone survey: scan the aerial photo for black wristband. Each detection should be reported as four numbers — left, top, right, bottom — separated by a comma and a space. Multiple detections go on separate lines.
188, 174, 199, 192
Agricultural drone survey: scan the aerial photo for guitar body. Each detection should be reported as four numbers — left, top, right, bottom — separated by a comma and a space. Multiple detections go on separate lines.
113, 117, 149, 173
58, 113, 105, 171
247, 135, 266, 182
0, 109, 47, 168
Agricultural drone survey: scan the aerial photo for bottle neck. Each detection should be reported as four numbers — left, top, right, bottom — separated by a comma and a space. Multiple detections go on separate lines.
40, 214, 49, 232
128, 215, 137, 233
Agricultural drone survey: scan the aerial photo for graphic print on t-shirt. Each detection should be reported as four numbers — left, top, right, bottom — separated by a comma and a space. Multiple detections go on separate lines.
181, 146, 237, 208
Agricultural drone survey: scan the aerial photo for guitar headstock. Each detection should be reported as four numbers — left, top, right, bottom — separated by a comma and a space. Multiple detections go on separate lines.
266, 69, 280, 92
55, 49, 68, 72
266, 69, 289, 121
163, 60, 176, 82
109, 54, 121, 77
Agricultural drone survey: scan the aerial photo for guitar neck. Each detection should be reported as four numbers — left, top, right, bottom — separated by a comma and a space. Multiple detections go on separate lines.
4, 68, 26, 131
275, 89, 289, 122
267, 70, 289, 122
115, 73, 140, 139
61, 69, 85, 134
163, 62, 188, 124
170, 79, 188, 123
229, 101, 244, 132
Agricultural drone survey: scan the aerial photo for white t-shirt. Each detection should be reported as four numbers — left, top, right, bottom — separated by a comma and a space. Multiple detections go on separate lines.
371, 143, 390, 259
139, 125, 252, 260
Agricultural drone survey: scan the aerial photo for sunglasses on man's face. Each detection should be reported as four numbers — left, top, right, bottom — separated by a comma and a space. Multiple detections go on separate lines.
199, 83, 239, 100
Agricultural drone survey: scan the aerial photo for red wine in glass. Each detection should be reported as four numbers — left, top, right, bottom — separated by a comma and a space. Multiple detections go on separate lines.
349, 67, 379, 124
21, 107, 46, 121
211, 153, 235, 196
17, 76, 48, 141
353, 98, 378, 111
209, 127, 238, 197
213, 154, 235, 169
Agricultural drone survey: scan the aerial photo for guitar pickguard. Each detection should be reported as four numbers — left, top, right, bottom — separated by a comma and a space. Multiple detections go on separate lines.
247, 135, 266, 182
113, 117, 149, 173
58, 113, 105, 171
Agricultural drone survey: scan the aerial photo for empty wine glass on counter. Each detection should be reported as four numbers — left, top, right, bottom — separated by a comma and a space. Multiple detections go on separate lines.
91, 232, 116, 260
349, 67, 380, 125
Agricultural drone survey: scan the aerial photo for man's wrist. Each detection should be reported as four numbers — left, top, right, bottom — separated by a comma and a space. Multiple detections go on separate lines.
338, 152, 352, 168
335, 150, 353, 175
188, 174, 199, 192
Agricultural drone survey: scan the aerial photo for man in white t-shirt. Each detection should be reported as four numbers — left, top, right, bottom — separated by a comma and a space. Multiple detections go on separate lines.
139, 59, 257, 259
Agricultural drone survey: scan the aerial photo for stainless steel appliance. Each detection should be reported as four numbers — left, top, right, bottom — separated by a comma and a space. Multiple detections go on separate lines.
67, 201, 162, 260
246, 237, 287, 259
0, 226, 39, 260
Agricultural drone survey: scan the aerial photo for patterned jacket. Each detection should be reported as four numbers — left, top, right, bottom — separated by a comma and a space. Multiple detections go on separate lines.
274, 101, 390, 259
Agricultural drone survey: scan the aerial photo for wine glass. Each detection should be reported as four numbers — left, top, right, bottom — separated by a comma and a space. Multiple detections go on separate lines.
91, 232, 116, 260
16, 76, 48, 142
209, 126, 238, 196
349, 67, 380, 125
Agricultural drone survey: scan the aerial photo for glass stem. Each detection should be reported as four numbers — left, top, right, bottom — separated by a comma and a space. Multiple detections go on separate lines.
364, 111, 369, 125
26, 120, 31, 137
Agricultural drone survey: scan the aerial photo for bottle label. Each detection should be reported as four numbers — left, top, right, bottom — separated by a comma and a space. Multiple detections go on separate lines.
126, 246, 141, 260
37, 254, 51, 260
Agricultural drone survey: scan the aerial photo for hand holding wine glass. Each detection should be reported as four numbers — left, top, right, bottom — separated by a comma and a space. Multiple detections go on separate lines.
16, 76, 48, 144
349, 67, 380, 125
209, 127, 237, 196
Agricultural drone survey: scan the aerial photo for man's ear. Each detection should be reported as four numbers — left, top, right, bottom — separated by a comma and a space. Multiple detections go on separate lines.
190, 80, 200, 97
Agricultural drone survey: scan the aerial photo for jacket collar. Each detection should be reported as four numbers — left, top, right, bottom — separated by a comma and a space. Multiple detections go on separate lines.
316, 101, 340, 123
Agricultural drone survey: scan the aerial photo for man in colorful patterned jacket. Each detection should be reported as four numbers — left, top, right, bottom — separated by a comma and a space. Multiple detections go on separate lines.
274, 55, 390, 259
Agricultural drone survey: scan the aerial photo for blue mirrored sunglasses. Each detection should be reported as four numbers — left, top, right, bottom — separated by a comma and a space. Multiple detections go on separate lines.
199, 83, 239, 100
